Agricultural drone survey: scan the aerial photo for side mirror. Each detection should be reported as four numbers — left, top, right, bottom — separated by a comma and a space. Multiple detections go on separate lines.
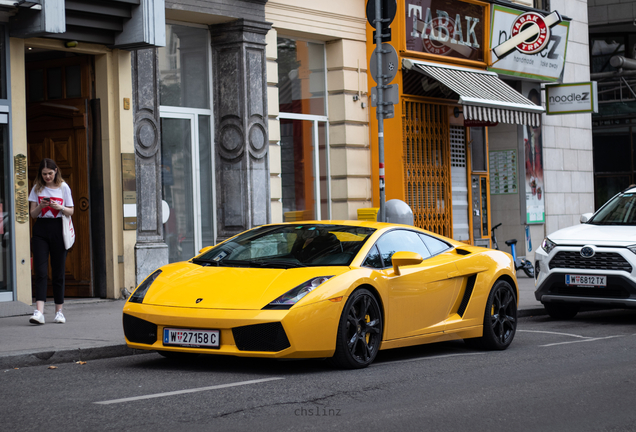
392, 251, 424, 276
580, 213, 593, 224
198, 246, 214, 254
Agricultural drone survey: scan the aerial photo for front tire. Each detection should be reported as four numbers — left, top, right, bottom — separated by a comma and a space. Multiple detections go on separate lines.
330, 289, 383, 369
465, 280, 517, 350
544, 303, 579, 320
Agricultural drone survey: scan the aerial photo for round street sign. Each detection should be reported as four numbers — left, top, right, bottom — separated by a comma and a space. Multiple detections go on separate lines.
366, 0, 397, 29
369, 43, 398, 84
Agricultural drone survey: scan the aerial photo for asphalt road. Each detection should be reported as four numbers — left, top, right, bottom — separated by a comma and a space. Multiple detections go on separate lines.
2, 309, 636, 432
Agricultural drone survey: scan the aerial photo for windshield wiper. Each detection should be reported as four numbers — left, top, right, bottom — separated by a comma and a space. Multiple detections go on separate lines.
191, 258, 219, 267
209, 259, 306, 269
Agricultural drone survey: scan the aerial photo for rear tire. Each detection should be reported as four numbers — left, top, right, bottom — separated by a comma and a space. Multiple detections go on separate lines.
544, 303, 579, 320
465, 280, 517, 350
329, 289, 383, 369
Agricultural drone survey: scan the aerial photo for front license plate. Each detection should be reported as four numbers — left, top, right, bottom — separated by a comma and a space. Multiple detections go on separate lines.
163, 328, 220, 348
565, 274, 607, 287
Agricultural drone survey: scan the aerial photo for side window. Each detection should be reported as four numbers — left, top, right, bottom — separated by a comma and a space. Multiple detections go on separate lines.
375, 230, 431, 267
419, 233, 450, 255
363, 244, 384, 268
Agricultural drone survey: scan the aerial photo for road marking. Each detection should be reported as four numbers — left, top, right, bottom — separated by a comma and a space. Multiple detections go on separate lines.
94, 377, 285, 405
540, 335, 625, 347
378, 352, 486, 366
518, 329, 589, 339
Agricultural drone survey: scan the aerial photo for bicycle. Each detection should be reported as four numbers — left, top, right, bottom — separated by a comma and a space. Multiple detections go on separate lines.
490, 223, 535, 278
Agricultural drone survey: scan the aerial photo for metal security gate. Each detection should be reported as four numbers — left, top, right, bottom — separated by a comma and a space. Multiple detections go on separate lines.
403, 100, 452, 237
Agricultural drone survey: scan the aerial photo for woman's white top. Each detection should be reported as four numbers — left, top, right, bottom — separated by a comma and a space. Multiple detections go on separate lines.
28, 182, 74, 218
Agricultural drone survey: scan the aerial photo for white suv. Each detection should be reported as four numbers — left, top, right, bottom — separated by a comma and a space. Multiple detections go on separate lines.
535, 186, 636, 319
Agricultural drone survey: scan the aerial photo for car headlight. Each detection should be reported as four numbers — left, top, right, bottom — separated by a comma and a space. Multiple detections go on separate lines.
129, 269, 162, 304
265, 276, 333, 309
541, 238, 557, 255
628, 245, 636, 255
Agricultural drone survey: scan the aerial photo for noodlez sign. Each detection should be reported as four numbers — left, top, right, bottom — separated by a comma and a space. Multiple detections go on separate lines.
489, 4, 570, 82
545, 82, 598, 115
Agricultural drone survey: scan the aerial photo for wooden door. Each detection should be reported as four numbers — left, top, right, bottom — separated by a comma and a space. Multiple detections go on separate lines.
27, 104, 92, 297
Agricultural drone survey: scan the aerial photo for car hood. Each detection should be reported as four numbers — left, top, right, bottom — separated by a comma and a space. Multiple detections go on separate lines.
548, 224, 636, 246
141, 262, 349, 310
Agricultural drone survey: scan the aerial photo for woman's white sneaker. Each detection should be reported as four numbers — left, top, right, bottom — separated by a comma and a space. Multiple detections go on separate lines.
54, 311, 66, 324
29, 310, 45, 325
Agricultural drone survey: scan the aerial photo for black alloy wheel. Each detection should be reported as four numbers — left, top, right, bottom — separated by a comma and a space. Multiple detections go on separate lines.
330, 288, 383, 369
465, 280, 517, 350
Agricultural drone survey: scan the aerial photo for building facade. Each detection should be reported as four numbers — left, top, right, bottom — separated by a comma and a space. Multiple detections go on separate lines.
1, 0, 593, 308
588, 0, 636, 208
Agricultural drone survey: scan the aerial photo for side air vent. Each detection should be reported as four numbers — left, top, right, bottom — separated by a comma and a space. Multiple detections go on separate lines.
455, 248, 471, 255
457, 275, 477, 317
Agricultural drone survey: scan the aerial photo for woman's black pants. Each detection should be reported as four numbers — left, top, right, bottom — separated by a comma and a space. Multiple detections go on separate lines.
32, 218, 67, 304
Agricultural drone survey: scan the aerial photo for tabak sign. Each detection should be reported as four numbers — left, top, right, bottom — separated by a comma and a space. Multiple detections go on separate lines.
405, 0, 486, 62
489, 4, 570, 82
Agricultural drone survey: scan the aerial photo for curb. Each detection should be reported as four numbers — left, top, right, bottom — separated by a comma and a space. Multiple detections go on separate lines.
0, 345, 152, 370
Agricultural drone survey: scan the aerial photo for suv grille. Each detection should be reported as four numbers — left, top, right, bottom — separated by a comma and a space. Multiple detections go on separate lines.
549, 251, 632, 272
232, 322, 291, 352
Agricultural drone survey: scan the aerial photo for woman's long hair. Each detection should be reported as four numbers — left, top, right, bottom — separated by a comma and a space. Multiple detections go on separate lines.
33, 158, 63, 193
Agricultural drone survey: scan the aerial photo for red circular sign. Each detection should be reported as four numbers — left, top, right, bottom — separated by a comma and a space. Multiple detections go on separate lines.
422, 17, 456, 56
511, 12, 550, 55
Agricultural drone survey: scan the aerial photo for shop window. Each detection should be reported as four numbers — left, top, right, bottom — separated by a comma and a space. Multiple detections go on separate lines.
159, 24, 210, 109
278, 38, 330, 221
159, 24, 215, 260
277, 38, 326, 116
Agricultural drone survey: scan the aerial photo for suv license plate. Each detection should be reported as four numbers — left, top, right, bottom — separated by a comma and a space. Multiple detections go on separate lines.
163, 328, 220, 348
565, 275, 606, 287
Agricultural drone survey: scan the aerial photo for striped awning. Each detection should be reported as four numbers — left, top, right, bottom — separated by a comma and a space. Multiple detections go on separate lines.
403, 59, 544, 127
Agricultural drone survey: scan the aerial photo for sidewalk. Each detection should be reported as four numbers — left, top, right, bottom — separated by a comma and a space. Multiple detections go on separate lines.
0, 275, 543, 369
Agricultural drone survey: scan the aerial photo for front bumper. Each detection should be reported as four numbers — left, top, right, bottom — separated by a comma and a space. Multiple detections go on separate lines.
123, 299, 343, 359
534, 246, 636, 309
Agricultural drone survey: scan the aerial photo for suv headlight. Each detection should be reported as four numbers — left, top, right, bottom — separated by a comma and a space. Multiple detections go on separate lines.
628, 245, 636, 255
541, 238, 557, 254
129, 269, 162, 304
264, 276, 333, 309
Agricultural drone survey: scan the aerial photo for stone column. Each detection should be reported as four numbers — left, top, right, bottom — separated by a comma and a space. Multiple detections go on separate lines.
210, 19, 272, 242
132, 48, 169, 284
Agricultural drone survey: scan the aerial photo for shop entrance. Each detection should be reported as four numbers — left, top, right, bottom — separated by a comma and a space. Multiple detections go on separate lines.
25, 54, 95, 298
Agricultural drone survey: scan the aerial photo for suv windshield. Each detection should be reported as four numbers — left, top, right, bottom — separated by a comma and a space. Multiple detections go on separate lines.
589, 192, 636, 225
192, 224, 376, 268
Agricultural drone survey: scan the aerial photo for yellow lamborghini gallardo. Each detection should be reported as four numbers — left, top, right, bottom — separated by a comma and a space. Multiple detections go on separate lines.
123, 221, 518, 368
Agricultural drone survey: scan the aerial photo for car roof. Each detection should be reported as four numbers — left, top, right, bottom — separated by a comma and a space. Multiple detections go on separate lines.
259, 220, 418, 230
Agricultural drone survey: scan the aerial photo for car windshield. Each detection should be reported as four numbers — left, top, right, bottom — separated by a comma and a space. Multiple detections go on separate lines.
193, 224, 376, 268
589, 192, 636, 225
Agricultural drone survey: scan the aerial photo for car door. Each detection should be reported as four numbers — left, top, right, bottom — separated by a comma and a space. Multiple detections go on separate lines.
369, 230, 461, 339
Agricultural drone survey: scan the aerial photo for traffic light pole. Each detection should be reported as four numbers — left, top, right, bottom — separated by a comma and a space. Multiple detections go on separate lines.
374, 0, 386, 223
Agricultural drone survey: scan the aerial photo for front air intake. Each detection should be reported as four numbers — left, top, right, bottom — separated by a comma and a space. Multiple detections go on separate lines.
232, 322, 291, 352
123, 313, 158, 345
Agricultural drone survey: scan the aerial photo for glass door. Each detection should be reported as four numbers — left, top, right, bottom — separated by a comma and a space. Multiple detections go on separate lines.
160, 110, 215, 263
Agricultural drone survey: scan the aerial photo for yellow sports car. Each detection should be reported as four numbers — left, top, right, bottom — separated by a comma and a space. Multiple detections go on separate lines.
123, 221, 518, 368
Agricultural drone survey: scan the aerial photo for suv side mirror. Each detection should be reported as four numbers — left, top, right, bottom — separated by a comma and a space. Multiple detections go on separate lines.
392, 251, 423, 275
580, 213, 593, 223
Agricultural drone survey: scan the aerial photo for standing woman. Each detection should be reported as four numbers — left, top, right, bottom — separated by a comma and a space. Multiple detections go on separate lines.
28, 158, 74, 324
